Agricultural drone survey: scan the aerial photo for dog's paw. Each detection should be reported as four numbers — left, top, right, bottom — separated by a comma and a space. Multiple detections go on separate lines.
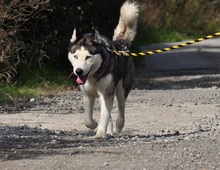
106, 131, 114, 137
85, 119, 98, 130
116, 126, 123, 133
92, 130, 106, 139
106, 124, 113, 136
116, 119, 124, 133
90, 134, 106, 141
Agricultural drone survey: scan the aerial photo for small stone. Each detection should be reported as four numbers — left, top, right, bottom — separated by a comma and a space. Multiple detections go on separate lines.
174, 130, 180, 135
167, 104, 173, 107
103, 162, 109, 166
30, 98, 35, 103
5, 154, 10, 159
131, 135, 139, 141
17, 145, 23, 149
56, 130, 65, 135
50, 139, 57, 144
211, 86, 218, 90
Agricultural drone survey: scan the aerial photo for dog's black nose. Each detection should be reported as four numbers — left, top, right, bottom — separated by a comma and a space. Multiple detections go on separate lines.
75, 68, 83, 76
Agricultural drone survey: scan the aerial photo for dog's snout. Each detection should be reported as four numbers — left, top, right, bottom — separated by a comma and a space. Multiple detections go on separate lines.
75, 68, 83, 76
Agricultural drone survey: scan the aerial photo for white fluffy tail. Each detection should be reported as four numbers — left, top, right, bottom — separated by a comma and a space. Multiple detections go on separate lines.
113, 1, 139, 45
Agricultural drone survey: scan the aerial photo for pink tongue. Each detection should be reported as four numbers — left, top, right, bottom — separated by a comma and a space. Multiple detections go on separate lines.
76, 76, 87, 85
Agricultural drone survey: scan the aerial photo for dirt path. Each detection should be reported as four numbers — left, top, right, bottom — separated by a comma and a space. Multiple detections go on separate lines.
0, 39, 220, 170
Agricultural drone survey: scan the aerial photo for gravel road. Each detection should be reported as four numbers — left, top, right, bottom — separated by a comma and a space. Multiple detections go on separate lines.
0, 39, 220, 170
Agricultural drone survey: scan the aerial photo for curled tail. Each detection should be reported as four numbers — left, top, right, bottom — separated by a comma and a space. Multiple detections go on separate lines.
113, 1, 139, 45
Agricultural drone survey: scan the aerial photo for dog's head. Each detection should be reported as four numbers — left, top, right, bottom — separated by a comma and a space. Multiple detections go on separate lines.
68, 29, 104, 85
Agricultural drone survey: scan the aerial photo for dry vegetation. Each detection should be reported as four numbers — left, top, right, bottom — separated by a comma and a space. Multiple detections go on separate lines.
0, 0, 50, 82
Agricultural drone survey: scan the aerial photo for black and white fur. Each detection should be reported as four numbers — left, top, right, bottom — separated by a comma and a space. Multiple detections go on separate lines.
68, 1, 139, 138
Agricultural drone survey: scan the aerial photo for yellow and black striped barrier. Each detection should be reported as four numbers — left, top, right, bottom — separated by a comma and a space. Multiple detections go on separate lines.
112, 32, 220, 57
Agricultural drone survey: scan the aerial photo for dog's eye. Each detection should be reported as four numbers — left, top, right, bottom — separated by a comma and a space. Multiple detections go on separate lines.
73, 55, 78, 59
86, 56, 91, 60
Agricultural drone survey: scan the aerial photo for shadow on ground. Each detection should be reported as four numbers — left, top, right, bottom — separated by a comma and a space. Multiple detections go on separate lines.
0, 125, 96, 161
0, 124, 209, 161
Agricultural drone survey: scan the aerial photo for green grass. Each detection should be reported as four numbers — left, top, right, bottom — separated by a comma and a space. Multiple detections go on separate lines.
0, 86, 41, 103
134, 28, 189, 47
0, 66, 75, 103
0, 83, 74, 103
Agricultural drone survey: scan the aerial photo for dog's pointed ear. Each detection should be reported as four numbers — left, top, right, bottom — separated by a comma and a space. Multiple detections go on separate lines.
70, 28, 82, 43
92, 30, 102, 44
70, 28, 77, 43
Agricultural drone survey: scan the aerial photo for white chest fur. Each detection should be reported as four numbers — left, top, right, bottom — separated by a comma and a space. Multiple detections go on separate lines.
80, 74, 113, 97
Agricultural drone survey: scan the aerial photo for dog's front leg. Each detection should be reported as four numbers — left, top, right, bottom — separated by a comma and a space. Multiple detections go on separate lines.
83, 95, 98, 129
95, 94, 114, 138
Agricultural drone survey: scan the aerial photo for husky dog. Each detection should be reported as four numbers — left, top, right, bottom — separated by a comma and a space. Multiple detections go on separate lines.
68, 1, 139, 138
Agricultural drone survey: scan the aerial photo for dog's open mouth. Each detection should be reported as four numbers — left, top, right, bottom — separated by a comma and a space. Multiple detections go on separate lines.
68, 66, 93, 85
67, 72, 87, 85
76, 75, 87, 85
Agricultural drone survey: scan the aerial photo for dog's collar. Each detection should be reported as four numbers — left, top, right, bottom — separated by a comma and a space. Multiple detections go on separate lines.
106, 47, 130, 56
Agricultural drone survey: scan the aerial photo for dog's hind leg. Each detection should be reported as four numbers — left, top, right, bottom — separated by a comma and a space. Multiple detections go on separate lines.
115, 80, 126, 133
83, 95, 98, 129
115, 58, 134, 133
